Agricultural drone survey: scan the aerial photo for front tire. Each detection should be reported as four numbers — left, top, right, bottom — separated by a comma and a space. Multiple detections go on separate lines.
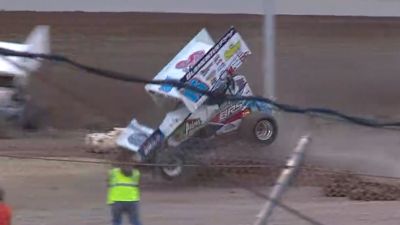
158, 152, 185, 180
156, 138, 212, 181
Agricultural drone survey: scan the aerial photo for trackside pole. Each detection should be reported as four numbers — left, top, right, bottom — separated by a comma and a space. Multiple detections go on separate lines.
253, 135, 311, 225
263, 0, 276, 100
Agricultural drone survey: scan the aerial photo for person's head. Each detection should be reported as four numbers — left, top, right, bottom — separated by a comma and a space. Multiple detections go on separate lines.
0, 187, 4, 201
120, 164, 134, 177
114, 149, 136, 177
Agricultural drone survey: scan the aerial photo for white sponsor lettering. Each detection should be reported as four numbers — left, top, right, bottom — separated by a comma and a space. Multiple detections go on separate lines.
185, 119, 202, 134
219, 103, 243, 121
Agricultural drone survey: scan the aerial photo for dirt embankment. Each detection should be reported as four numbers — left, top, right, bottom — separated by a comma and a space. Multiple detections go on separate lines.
2, 12, 400, 129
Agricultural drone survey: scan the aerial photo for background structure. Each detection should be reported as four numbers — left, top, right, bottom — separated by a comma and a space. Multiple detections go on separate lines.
1, 0, 400, 17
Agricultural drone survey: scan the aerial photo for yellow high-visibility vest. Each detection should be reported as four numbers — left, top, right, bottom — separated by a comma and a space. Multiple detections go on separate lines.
107, 168, 140, 204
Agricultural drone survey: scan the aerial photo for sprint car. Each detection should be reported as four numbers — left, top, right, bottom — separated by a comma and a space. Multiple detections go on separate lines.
117, 27, 278, 179
0, 26, 50, 130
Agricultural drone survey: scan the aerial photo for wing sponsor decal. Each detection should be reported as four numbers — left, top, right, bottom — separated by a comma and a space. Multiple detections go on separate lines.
184, 27, 236, 81
177, 28, 251, 112
224, 41, 241, 60
205, 70, 217, 85
199, 63, 212, 77
182, 78, 209, 102
176, 50, 206, 72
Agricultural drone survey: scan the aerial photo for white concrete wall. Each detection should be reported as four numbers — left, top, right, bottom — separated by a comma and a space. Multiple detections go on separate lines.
1, 0, 400, 17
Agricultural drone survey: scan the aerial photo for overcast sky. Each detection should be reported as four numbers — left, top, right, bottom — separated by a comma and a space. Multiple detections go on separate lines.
1, 0, 400, 17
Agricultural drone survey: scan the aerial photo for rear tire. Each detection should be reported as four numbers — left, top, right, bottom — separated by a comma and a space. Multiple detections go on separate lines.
253, 117, 278, 144
241, 113, 278, 145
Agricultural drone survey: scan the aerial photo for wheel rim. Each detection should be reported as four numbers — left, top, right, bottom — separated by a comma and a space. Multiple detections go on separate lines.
162, 157, 183, 177
254, 119, 274, 141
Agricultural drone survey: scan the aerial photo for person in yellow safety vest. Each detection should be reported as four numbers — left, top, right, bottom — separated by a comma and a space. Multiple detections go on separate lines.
107, 158, 142, 225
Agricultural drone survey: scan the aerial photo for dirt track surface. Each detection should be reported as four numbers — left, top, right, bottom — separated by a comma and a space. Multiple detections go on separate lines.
2, 157, 400, 225
2, 12, 400, 225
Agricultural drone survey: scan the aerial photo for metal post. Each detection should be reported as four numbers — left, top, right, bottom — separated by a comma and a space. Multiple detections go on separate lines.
253, 135, 311, 225
263, 0, 276, 100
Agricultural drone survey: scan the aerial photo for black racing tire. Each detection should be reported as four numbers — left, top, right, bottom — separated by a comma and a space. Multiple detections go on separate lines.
158, 151, 185, 180
241, 112, 278, 145
157, 150, 197, 181
253, 117, 278, 145
156, 138, 213, 181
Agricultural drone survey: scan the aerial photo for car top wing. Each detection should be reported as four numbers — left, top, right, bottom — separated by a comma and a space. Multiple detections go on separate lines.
144, 28, 215, 100
0, 26, 50, 77
145, 27, 251, 113
178, 27, 251, 112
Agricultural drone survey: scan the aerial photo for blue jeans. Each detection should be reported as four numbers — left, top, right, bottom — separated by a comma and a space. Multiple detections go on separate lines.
111, 201, 142, 225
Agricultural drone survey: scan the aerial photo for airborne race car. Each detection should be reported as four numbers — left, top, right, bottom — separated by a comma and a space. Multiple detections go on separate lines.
117, 27, 278, 179
0, 26, 50, 130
